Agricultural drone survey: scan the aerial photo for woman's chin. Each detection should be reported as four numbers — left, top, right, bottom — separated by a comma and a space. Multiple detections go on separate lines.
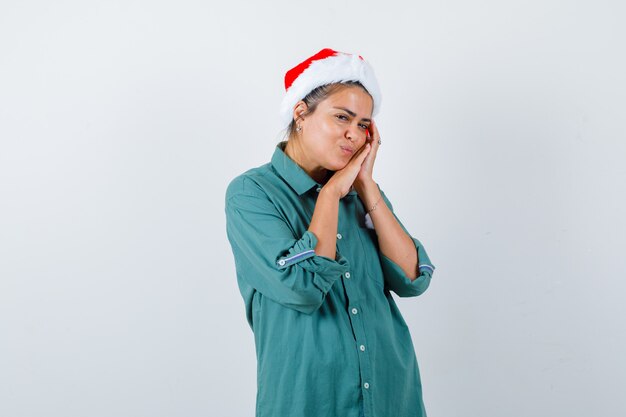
328, 161, 349, 171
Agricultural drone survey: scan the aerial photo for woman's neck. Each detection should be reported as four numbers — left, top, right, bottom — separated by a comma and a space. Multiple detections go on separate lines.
283, 139, 329, 184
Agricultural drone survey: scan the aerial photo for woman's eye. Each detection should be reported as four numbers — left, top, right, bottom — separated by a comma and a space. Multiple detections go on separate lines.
359, 124, 369, 130
336, 114, 349, 121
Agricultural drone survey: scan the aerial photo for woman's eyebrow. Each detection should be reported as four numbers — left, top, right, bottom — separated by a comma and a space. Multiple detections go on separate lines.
332, 107, 371, 122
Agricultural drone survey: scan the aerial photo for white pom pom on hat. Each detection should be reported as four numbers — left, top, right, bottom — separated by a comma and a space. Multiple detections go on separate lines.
279, 48, 381, 129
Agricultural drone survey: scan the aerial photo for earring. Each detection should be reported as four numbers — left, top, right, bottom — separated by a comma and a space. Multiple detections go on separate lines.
296, 125, 302, 133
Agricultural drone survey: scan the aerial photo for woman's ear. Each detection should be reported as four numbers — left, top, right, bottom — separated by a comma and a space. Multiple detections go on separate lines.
292, 100, 308, 124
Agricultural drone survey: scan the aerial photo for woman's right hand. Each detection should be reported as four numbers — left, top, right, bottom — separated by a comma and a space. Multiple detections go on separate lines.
324, 143, 371, 199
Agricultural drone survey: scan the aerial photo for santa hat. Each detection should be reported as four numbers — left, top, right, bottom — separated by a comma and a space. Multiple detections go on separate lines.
279, 48, 381, 128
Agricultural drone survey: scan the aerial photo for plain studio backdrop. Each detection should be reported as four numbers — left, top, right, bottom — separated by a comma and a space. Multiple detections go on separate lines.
1, 1, 625, 416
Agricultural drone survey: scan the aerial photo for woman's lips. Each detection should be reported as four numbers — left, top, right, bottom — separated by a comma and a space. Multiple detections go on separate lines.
340, 146, 354, 156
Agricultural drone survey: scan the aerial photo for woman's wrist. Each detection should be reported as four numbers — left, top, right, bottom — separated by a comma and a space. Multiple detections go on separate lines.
355, 180, 381, 208
319, 183, 342, 200
354, 177, 377, 194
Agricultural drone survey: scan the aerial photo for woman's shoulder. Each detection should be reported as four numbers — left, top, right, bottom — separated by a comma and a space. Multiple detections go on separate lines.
225, 162, 276, 201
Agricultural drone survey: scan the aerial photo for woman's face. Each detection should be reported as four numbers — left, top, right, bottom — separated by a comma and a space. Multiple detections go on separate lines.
298, 86, 373, 173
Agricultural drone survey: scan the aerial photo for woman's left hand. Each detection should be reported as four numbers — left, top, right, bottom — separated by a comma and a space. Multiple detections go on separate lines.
354, 119, 381, 189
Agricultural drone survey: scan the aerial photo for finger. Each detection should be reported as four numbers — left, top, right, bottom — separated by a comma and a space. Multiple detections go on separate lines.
370, 120, 380, 147
348, 143, 370, 165
368, 120, 381, 158
351, 141, 370, 159
364, 126, 374, 149
355, 143, 371, 165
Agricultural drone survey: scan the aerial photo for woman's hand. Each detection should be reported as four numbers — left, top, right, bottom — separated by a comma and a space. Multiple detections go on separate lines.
354, 119, 381, 190
324, 143, 371, 199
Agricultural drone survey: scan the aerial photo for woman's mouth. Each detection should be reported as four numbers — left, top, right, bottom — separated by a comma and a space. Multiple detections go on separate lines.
340, 146, 354, 156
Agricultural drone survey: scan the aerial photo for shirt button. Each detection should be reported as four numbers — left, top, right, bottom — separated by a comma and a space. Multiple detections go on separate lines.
363, 382, 370, 389
316, 187, 322, 192
336, 233, 342, 240
351, 308, 358, 315
278, 259, 286, 266
345, 272, 351, 279
360, 345, 366, 351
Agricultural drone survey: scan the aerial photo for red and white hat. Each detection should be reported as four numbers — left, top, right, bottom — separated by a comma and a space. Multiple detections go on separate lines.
279, 48, 381, 128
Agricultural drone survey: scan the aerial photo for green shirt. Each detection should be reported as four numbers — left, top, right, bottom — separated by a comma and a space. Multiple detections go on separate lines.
225, 142, 435, 417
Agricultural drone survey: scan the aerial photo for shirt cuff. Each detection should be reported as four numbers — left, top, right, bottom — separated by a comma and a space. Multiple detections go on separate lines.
276, 231, 349, 287
381, 237, 435, 297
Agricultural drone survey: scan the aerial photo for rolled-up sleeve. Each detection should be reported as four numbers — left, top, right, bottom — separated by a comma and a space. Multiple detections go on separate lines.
226, 177, 349, 315
381, 237, 435, 297
375, 189, 436, 298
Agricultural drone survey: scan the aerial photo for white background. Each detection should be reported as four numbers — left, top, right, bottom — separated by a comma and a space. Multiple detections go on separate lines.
1, 1, 625, 416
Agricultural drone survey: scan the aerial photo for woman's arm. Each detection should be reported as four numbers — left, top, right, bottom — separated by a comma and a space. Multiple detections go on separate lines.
226, 176, 350, 315
308, 187, 340, 259
353, 120, 419, 280
309, 143, 372, 260
356, 180, 419, 280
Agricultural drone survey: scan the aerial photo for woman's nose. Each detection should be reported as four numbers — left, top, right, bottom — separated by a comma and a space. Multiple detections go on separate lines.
346, 124, 359, 142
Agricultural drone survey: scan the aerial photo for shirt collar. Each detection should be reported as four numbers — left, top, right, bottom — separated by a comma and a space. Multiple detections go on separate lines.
271, 142, 357, 197
272, 142, 319, 195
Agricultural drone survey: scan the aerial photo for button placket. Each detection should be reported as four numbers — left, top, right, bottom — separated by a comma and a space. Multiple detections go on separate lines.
347, 300, 374, 406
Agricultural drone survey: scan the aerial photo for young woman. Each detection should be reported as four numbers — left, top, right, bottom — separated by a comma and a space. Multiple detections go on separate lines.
225, 48, 435, 417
